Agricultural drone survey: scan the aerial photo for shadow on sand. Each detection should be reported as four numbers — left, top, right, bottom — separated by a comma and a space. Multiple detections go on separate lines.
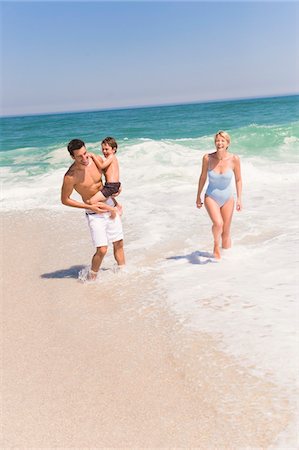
41, 265, 86, 279
166, 250, 216, 265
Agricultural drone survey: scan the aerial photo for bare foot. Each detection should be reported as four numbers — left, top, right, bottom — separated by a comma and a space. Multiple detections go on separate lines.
88, 269, 98, 280
213, 244, 221, 259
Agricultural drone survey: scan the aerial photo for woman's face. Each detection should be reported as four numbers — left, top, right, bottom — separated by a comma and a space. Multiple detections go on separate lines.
215, 134, 229, 151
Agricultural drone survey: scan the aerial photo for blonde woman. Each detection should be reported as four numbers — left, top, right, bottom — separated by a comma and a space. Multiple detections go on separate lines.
196, 131, 242, 259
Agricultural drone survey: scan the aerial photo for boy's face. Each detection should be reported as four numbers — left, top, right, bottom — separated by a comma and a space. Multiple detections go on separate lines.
101, 143, 115, 158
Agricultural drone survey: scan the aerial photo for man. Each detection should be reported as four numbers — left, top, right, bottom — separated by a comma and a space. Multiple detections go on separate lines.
61, 139, 125, 280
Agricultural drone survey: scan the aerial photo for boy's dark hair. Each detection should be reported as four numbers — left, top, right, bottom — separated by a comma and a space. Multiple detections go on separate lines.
67, 139, 85, 156
101, 136, 118, 152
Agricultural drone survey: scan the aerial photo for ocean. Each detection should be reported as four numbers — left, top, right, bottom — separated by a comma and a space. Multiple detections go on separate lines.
1, 95, 299, 446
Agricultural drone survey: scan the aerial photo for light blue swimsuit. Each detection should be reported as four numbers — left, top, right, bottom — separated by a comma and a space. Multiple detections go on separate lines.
205, 157, 234, 207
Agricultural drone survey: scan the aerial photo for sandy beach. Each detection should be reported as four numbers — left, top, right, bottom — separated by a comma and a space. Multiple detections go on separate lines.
1, 209, 294, 448
2, 0, 298, 443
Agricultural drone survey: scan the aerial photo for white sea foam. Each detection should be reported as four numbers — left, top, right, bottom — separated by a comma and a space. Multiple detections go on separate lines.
47, 145, 72, 164
2, 141, 299, 379
127, 140, 299, 448
120, 140, 298, 448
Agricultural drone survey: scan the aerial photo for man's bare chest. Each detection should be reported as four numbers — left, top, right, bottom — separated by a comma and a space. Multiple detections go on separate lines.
74, 167, 102, 189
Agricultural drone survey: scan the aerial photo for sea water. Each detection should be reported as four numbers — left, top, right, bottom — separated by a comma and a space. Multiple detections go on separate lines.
1, 95, 299, 446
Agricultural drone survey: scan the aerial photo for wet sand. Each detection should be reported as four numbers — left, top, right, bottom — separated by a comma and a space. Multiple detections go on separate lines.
1, 211, 292, 447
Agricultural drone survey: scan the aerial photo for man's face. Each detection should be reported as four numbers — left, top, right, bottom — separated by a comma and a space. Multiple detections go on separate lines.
72, 146, 89, 166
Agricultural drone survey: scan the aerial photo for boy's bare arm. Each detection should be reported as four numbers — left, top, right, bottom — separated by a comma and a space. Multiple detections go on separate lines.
88, 152, 114, 170
101, 154, 115, 169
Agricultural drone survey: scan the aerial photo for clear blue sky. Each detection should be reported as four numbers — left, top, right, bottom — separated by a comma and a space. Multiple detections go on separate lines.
1, 1, 298, 116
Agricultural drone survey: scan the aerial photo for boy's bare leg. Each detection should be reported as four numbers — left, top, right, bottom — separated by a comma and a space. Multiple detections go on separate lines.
87, 191, 117, 219
112, 198, 123, 216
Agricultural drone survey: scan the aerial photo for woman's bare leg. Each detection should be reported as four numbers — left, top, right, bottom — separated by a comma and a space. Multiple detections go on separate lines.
220, 197, 234, 249
204, 196, 223, 259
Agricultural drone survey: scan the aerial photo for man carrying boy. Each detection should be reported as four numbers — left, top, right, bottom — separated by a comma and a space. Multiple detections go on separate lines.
61, 138, 125, 280
87, 136, 122, 216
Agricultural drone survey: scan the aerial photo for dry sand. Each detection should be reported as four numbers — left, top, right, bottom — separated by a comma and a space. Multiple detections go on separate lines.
1, 211, 292, 447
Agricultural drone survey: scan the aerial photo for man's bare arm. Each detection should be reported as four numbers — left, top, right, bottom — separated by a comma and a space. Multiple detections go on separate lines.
61, 174, 113, 213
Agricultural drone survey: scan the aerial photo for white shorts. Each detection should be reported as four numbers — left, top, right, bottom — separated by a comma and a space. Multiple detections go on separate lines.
85, 212, 123, 248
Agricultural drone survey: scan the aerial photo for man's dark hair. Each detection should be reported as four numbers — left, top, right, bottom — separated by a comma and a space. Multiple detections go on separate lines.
67, 139, 85, 156
101, 136, 118, 151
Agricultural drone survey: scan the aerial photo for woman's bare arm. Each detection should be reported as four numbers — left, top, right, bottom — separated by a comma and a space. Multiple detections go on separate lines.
196, 154, 209, 208
233, 155, 242, 211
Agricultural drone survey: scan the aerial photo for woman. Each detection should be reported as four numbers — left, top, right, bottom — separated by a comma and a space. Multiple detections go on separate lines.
196, 131, 242, 259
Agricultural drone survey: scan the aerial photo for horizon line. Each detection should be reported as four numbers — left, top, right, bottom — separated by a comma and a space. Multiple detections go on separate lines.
1, 92, 298, 119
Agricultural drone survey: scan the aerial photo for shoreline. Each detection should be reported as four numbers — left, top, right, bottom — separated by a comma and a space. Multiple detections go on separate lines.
1, 210, 295, 447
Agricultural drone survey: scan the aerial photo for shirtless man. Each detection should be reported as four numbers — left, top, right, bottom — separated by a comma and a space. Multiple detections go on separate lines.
61, 139, 125, 280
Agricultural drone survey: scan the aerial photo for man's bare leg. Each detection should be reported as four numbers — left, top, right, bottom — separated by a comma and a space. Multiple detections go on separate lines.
89, 246, 108, 280
113, 240, 125, 266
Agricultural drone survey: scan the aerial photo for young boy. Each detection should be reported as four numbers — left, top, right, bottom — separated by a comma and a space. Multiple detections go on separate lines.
87, 136, 122, 216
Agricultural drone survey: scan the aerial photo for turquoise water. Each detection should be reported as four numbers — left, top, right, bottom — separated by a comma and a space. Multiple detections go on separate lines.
1, 94, 298, 207
1, 94, 299, 153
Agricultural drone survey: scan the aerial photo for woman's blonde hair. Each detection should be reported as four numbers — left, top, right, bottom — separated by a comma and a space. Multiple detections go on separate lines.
214, 130, 231, 145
